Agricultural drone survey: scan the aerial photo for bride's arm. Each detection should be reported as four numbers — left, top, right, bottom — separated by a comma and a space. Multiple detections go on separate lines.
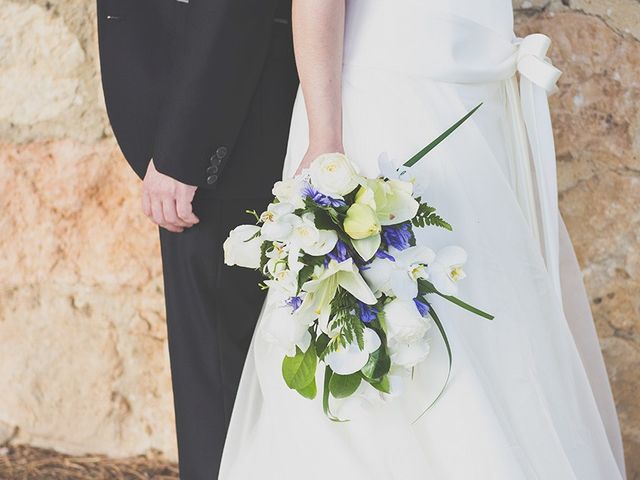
292, 0, 346, 174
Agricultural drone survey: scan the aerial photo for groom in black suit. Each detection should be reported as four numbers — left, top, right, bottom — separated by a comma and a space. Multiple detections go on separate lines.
97, 0, 298, 477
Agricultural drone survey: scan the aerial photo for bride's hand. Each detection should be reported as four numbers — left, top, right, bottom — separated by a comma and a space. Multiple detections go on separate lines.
295, 142, 345, 177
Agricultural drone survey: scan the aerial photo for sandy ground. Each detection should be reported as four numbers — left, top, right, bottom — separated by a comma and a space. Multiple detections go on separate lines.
0, 444, 178, 479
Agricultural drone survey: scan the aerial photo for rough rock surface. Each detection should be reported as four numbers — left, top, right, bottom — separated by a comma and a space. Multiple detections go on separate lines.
0, 140, 175, 458
0, 0, 638, 476
514, 4, 640, 477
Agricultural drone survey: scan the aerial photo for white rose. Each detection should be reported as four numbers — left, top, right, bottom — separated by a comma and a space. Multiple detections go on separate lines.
223, 225, 262, 269
272, 178, 305, 209
388, 337, 431, 368
383, 298, 431, 345
309, 153, 361, 198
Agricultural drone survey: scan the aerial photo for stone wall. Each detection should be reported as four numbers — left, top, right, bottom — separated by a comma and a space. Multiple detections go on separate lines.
513, 1, 640, 477
0, 0, 638, 476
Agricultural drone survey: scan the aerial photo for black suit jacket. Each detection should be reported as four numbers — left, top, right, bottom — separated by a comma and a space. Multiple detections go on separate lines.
97, 0, 296, 190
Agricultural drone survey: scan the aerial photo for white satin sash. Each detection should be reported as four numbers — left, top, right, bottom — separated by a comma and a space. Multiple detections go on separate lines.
344, 2, 563, 297
514, 34, 563, 296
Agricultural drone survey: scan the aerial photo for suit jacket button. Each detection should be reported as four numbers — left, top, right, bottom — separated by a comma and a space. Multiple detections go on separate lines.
206, 174, 218, 185
216, 146, 228, 159
206, 165, 218, 174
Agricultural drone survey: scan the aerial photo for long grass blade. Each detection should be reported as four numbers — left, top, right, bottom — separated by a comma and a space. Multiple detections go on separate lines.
403, 103, 483, 167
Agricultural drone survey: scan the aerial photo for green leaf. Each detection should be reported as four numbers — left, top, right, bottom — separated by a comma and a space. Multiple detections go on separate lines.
411, 203, 452, 231
417, 281, 494, 320
297, 379, 317, 400
361, 346, 391, 380
245, 209, 260, 222
297, 256, 324, 291
243, 230, 261, 242
313, 209, 336, 230
367, 375, 391, 394
282, 344, 317, 391
315, 333, 331, 357
322, 289, 366, 356
259, 242, 273, 272
411, 307, 451, 424
322, 366, 347, 422
437, 292, 495, 320
403, 103, 482, 167
329, 373, 362, 399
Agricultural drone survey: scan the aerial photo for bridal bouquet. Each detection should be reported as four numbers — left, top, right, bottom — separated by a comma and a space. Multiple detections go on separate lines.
223, 106, 492, 420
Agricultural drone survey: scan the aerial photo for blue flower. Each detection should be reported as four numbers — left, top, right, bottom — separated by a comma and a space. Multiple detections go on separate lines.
325, 239, 351, 265
375, 249, 396, 261
286, 296, 303, 312
302, 183, 347, 208
381, 222, 413, 251
413, 297, 430, 317
359, 248, 395, 271
357, 300, 378, 323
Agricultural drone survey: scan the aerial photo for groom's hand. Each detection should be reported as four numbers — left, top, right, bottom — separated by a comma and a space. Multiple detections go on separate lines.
142, 159, 200, 233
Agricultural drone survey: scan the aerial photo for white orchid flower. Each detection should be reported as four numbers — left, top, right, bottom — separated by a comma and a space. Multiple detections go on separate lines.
264, 242, 289, 277
362, 246, 435, 300
300, 258, 377, 333
264, 268, 299, 297
427, 246, 468, 295
285, 213, 332, 272
324, 327, 381, 375
377, 152, 399, 180
290, 213, 320, 249
272, 177, 306, 209
260, 203, 298, 242
262, 293, 314, 356
377, 152, 427, 198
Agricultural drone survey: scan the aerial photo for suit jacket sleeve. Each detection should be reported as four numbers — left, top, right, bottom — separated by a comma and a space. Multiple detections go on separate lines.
152, 0, 280, 187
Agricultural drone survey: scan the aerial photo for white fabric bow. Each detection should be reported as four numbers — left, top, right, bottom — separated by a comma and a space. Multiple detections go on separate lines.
516, 34, 562, 94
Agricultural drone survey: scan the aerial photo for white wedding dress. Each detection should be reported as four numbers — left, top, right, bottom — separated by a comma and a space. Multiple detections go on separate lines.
219, 0, 626, 478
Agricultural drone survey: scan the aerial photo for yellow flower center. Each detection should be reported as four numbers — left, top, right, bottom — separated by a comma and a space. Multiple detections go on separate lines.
410, 264, 426, 280
449, 266, 466, 282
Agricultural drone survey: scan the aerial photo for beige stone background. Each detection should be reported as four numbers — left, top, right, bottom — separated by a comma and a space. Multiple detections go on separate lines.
0, 0, 638, 477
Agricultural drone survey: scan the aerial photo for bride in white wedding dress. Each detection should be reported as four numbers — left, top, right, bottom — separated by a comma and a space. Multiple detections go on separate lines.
220, 0, 626, 478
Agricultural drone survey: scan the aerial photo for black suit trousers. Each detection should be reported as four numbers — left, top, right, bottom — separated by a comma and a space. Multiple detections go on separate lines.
157, 27, 297, 480
159, 195, 270, 480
